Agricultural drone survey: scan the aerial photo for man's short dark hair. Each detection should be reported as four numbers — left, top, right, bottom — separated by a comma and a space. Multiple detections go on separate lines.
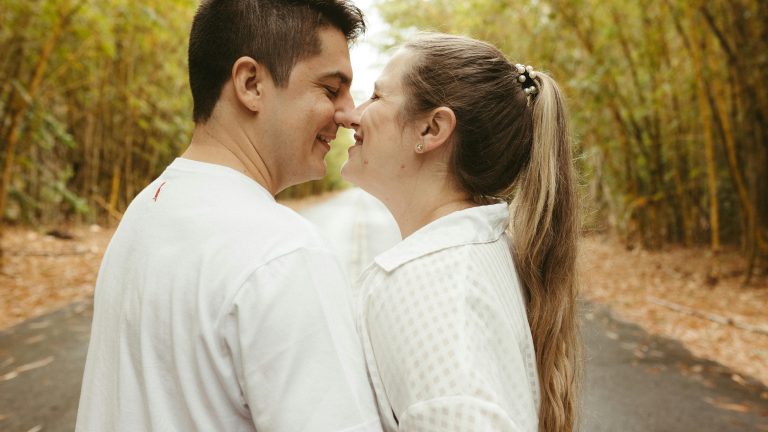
188, 0, 365, 123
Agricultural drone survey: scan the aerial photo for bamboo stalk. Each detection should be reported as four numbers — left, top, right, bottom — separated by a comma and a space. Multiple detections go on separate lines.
687, 3, 720, 254
92, 195, 123, 223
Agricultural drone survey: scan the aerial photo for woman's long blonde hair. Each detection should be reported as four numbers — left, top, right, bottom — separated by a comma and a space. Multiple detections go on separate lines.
402, 33, 581, 431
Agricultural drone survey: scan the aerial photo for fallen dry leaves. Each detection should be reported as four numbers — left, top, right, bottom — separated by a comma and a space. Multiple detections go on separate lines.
581, 235, 768, 387
1, 224, 766, 388
0, 225, 113, 329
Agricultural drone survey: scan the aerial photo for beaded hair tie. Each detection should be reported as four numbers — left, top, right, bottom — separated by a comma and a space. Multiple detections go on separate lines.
515, 64, 539, 95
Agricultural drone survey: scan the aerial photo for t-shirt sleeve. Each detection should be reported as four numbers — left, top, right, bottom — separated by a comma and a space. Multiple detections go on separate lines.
225, 247, 382, 432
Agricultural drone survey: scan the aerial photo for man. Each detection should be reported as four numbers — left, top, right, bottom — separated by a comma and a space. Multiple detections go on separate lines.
76, 1, 381, 430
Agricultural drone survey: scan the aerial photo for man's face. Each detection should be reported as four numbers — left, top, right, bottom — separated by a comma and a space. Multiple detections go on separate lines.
261, 27, 354, 191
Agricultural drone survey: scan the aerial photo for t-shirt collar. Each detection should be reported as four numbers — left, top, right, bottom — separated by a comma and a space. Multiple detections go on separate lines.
168, 157, 275, 202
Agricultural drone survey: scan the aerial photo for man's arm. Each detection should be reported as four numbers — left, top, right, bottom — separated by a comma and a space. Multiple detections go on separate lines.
225, 247, 382, 432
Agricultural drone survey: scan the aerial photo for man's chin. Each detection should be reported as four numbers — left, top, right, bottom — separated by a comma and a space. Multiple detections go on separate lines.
306, 162, 328, 182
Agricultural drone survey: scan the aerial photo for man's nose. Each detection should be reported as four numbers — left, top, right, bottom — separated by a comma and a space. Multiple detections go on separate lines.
334, 93, 360, 130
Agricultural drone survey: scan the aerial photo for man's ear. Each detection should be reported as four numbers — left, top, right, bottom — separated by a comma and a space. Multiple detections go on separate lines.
231, 56, 269, 114
417, 106, 457, 153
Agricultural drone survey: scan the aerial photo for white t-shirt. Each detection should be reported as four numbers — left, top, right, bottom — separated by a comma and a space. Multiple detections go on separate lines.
76, 158, 381, 432
356, 203, 540, 432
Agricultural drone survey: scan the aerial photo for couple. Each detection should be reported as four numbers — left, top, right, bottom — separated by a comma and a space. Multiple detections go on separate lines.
76, 0, 580, 431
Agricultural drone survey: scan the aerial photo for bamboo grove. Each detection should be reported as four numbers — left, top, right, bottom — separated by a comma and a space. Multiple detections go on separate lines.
1, 0, 767, 278
376, 0, 768, 279
0, 0, 350, 264
0, 0, 197, 227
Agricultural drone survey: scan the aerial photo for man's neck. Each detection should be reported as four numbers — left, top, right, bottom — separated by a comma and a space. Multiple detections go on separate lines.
182, 121, 276, 195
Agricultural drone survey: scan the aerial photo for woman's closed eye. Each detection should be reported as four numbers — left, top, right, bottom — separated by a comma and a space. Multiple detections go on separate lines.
369, 93, 380, 101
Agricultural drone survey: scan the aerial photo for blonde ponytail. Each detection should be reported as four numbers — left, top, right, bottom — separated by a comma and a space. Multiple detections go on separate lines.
511, 72, 581, 432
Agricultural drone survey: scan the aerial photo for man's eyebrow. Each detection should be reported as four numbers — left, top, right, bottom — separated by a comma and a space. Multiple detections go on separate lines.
320, 71, 352, 85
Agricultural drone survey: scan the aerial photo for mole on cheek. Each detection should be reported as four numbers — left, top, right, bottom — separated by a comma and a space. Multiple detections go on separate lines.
400, 164, 405, 169
364, 160, 369, 165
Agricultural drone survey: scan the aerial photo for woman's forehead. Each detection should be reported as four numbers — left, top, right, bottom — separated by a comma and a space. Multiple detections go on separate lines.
377, 49, 416, 90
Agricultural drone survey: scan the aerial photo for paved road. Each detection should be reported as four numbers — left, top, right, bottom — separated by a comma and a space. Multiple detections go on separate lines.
1, 188, 766, 431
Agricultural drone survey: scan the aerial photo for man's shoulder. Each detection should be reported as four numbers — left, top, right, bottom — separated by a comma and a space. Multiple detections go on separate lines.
209, 200, 331, 272
241, 199, 325, 247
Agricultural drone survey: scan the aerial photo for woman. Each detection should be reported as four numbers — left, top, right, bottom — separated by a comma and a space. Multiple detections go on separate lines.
339, 33, 580, 432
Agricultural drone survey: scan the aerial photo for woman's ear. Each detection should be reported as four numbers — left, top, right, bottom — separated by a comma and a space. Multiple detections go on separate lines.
417, 106, 457, 153
231, 56, 269, 114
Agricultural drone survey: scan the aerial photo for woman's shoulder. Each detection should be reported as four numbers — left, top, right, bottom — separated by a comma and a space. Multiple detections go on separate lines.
364, 244, 477, 312
387, 244, 473, 284
366, 238, 521, 315
387, 236, 511, 282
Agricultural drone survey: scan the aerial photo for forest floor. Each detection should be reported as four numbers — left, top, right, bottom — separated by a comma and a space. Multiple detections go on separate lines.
1, 199, 766, 388
580, 236, 768, 389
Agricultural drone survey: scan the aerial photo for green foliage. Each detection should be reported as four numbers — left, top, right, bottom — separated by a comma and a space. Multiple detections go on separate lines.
1, 0, 196, 225
1, 0, 766, 273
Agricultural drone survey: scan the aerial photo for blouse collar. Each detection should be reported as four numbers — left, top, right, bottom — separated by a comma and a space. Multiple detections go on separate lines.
374, 202, 510, 273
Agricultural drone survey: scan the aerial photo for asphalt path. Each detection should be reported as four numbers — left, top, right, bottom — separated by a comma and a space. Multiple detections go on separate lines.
1, 188, 766, 431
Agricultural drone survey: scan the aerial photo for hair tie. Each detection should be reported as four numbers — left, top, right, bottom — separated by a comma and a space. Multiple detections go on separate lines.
515, 64, 539, 96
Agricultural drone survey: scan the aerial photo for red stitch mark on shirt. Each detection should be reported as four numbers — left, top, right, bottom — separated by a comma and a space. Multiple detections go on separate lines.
153, 182, 166, 202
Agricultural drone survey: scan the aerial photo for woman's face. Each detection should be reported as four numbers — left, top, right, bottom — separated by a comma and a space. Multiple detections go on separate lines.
340, 50, 423, 197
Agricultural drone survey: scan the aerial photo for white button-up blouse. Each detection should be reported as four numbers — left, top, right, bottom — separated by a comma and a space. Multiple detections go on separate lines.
356, 203, 540, 432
